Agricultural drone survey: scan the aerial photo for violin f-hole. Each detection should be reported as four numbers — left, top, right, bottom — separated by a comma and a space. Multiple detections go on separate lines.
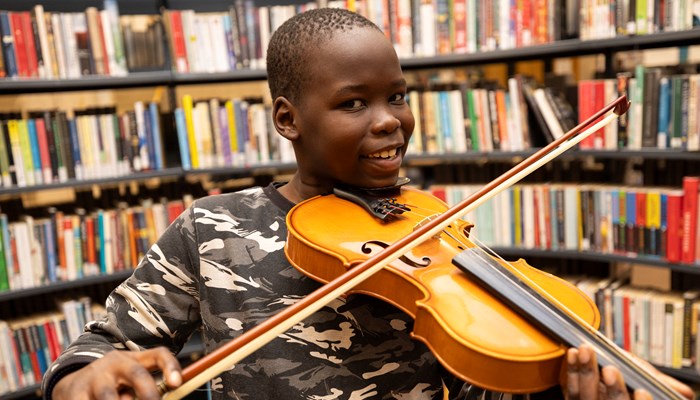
361, 240, 431, 268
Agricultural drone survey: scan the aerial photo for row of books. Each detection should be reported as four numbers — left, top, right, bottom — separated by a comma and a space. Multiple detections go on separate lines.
0, 297, 104, 394
407, 77, 534, 154
0, 101, 165, 189
430, 176, 700, 265
611, 67, 700, 152
175, 94, 295, 170
573, 277, 700, 370
0, 1, 128, 80
574, 68, 700, 151
579, 0, 698, 40
0, 195, 191, 292
4, 0, 700, 80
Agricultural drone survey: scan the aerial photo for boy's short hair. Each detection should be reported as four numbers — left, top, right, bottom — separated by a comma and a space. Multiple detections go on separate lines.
266, 8, 382, 103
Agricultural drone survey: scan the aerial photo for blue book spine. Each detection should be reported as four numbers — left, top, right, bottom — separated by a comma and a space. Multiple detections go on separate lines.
626, 191, 636, 253
149, 103, 164, 170
218, 107, 232, 166
26, 119, 42, 184
143, 107, 156, 170
43, 219, 57, 283
657, 76, 670, 148
610, 189, 619, 251
222, 15, 236, 70
236, 101, 249, 161
0, 12, 17, 77
67, 118, 81, 178
438, 91, 451, 152
174, 108, 191, 170
73, 222, 83, 278
97, 210, 106, 274
0, 214, 13, 286
660, 193, 668, 257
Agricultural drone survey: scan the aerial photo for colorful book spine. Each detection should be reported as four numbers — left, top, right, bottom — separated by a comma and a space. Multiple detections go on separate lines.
149, 102, 164, 170
182, 95, 199, 168
680, 176, 699, 263
174, 108, 191, 170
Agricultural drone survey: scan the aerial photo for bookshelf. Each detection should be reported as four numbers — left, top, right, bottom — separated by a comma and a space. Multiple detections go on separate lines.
0, 0, 699, 398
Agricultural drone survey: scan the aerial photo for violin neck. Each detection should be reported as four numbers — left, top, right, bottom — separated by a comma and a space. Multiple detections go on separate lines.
452, 248, 686, 400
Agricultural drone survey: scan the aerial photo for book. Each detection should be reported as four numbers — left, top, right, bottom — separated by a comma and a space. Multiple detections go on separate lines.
681, 176, 699, 263
0, 11, 17, 78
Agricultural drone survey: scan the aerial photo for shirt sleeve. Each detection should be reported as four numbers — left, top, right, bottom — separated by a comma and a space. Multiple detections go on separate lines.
42, 205, 202, 399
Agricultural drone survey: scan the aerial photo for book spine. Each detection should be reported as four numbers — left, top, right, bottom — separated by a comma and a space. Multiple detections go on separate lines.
681, 176, 699, 263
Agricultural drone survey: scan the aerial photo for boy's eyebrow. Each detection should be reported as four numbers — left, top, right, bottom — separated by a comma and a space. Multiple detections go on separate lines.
334, 79, 408, 96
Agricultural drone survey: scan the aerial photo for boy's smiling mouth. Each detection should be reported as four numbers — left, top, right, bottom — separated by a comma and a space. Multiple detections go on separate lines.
364, 147, 399, 159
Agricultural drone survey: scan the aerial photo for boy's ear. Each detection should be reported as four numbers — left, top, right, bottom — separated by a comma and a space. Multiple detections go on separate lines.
272, 97, 299, 141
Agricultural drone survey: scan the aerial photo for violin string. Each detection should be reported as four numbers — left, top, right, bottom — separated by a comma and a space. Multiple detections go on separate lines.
459, 233, 673, 394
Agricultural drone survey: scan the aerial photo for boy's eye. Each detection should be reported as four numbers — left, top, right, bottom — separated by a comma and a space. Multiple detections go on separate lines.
341, 99, 364, 109
390, 93, 406, 104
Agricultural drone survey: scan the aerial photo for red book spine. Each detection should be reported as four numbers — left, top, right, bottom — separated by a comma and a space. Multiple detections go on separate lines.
453, 0, 467, 51
167, 200, 184, 224
681, 176, 699, 263
636, 191, 646, 255
169, 10, 188, 73
20, 12, 38, 78
96, 13, 110, 75
592, 80, 606, 149
431, 186, 447, 203
43, 321, 59, 362
666, 191, 683, 262
578, 80, 595, 149
10, 12, 28, 77
34, 118, 52, 183
86, 216, 96, 268
622, 295, 631, 351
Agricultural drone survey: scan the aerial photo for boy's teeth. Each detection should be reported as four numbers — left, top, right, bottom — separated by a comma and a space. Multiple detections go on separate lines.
368, 148, 397, 158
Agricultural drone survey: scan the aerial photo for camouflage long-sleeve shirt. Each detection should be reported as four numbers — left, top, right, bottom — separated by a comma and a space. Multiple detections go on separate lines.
42, 183, 455, 399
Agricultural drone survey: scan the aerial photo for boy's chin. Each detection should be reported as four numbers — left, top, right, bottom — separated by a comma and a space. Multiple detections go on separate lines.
355, 175, 402, 189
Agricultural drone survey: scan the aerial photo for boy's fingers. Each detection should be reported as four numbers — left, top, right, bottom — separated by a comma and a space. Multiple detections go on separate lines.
632, 389, 653, 400
601, 366, 630, 399
575, 345, 601, 400
565, 348, 581, 399
132, 348, 183, 388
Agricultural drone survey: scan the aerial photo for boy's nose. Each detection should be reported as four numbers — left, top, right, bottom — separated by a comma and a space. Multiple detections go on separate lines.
371, 109, 401, 134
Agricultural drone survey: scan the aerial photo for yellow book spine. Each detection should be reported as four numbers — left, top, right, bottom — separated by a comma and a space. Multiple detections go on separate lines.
17, 120, 35, 186
225, 99, 238, 158
182, 94, 199, 168
7, 120, 26, 187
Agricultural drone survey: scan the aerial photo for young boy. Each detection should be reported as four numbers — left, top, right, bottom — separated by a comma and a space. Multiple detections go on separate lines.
43, 8, 692, 400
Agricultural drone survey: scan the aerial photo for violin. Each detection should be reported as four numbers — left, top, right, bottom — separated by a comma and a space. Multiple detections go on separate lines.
160, 95, 686, 399
285, 182, 599, 393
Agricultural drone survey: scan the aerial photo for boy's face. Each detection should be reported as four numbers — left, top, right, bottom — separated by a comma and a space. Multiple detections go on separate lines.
288, 27, 414, 193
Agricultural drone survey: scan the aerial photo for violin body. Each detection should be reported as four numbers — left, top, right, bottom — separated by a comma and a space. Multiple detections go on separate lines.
285, 186, 600, 394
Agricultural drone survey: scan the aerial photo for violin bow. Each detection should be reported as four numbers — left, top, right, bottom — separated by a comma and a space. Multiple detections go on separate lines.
160, 95, 631, 399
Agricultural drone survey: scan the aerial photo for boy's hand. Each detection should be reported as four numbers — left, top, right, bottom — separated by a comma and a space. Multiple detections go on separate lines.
52, 347, 182, 400
563, 344, 694, 400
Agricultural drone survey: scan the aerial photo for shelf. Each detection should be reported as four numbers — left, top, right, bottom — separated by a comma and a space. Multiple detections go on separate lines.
0, 70, 172, 94
172, 69, 268, 85
0, 148, 694, 195
1, 29, 699, 94
490, 247, 700, 275
404, 149, 700, 165
0, 168, 185, 196
0, 270, 133, 302
400, 29, 700, 69
183, 162, 297, 177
